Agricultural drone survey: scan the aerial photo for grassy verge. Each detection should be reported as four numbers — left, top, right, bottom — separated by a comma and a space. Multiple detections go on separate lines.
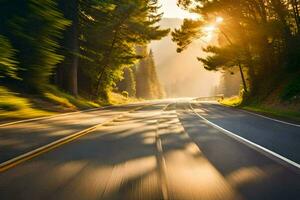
108, 92, 140, 105
0, 86, 53, 120
0, 86, 141, 122
220, 96, 300, 123
43, 85, 101, 110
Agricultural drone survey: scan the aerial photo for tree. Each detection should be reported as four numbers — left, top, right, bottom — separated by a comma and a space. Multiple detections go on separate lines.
56, 0, 79, 96
79, 0, 169, 99
0, 35, 18, 79
136, 47, 164, 99
173, 0, 300, 100
0, 0, 68, 92
117, 67, 136, 97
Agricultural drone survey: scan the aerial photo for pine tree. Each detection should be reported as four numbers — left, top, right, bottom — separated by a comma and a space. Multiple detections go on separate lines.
0, 0, 68, 91
136, 47, 164, 99
173, 0, 300, 100
117, 67, 136, 97
79, 0, 169, 99
0, 35, 18, 79
56, 0, 79, 96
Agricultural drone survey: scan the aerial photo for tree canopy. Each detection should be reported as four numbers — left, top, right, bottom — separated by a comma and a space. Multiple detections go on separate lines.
0, 0, 169, 101
172, 0, 300, 100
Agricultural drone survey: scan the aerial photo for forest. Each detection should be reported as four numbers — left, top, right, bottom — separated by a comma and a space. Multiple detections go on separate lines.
0, 0, 299, 120
0, 0, 168, 118
173, 0, 300, 105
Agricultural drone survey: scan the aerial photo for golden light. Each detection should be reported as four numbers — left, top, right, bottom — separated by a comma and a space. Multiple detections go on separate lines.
203, 25, 216, 33
216, 16, 224, 24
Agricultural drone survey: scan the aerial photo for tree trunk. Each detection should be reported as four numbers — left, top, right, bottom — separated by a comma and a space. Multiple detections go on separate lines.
57, 0, 79, 96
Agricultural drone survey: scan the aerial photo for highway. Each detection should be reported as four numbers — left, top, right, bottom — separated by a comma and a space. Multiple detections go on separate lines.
0, 99, 299, 200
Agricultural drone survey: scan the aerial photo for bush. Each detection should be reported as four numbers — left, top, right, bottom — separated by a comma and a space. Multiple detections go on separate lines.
121, 91, 129, 98
281, 75, 300, 101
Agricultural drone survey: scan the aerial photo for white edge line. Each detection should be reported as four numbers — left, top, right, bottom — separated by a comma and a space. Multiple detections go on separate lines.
208, 101, 300, 128
240, 109, 300, 127
190, 103, 300, 170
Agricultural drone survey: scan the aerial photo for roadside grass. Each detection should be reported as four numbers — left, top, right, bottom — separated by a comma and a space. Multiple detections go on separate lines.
219, 96, 242, 106
220, 96, 300, 123
44, 85, 100, 110
0, 86, 141, 122
242, 105, 300, 123
108, 92, 140, 105
0, 86, 53, 120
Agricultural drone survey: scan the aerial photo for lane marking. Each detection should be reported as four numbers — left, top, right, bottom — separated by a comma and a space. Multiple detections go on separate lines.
202, 101, 300, 128
0, 105, 147, 172
190, 103, 300, 170
0, 107, 105, 128
240, 109, 300, 127
155, 104, 172, 200
0, 101, 147, 128
156, 122, 169, 200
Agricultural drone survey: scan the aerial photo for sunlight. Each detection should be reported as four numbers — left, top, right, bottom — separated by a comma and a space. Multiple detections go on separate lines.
203, 25, 217, 32
158, 0, 200, 19
202, 25, 217, 42
216, 16, 224, 24
202, 17, 223, 42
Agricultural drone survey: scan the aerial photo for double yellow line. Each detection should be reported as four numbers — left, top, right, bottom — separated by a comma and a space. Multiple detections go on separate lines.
0, 105, 146, 172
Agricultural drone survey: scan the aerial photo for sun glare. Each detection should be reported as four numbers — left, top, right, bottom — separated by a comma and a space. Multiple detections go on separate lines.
203, 25, 216, 32
202, 25, 217, 42
216, 17, 224, 24
159, 0, 200, 19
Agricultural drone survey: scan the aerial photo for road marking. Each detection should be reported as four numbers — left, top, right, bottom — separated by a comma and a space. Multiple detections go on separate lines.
156, 104, 172, 200
0, 107, 106, 128
0, 105, 147, 172
156, 122, 169, 200
190, 103, 300, 170
0, 101, 147, 128
240, 109, 300, 127
208, 101, 300, 127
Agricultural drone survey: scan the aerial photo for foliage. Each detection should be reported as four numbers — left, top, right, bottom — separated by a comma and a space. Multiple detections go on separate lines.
118, 67, 136, 97
0, 35, 18, 79
0, 86, 52, 120
79, 0, 169, 98
121, 91, 129, 98
281, 75, 300, 100
173, 0, 300, 101
0, 0, 167, 119
136, 47, 164, 99
220, 96, 242, 107
0, 0, 69, 91
44, 85, 100, 109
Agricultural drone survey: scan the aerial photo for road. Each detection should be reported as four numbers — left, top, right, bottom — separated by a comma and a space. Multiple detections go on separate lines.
0, 99, 299, 200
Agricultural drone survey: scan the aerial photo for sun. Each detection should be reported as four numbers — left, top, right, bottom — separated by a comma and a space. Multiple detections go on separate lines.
203, 25, 217, 32
216, 17, 224, 24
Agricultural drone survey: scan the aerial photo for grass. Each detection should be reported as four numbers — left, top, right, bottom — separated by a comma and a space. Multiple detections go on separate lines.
242, 105, 300, 122
220, 96, 300, 123
0, 86, 53, 120
44, 85, 100, 109
219, 96, 242, 106
108, 92, 140, 105
0, 85, 140, 122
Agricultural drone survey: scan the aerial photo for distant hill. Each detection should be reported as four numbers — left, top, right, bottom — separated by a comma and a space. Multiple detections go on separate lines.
150, 18, 221, 97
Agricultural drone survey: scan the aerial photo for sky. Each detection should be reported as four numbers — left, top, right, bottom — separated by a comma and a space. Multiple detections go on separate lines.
158, 0, 199, 19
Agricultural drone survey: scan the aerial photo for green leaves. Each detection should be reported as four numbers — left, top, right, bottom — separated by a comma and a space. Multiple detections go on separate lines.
0, 35, 18, 79
173, 0, 300, 98
172, 19, 204, 52
0, 0, 68, 90
80, 0, 169, 97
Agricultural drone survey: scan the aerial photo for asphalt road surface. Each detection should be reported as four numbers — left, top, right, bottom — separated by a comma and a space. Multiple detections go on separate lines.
0, 99, 299, 200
